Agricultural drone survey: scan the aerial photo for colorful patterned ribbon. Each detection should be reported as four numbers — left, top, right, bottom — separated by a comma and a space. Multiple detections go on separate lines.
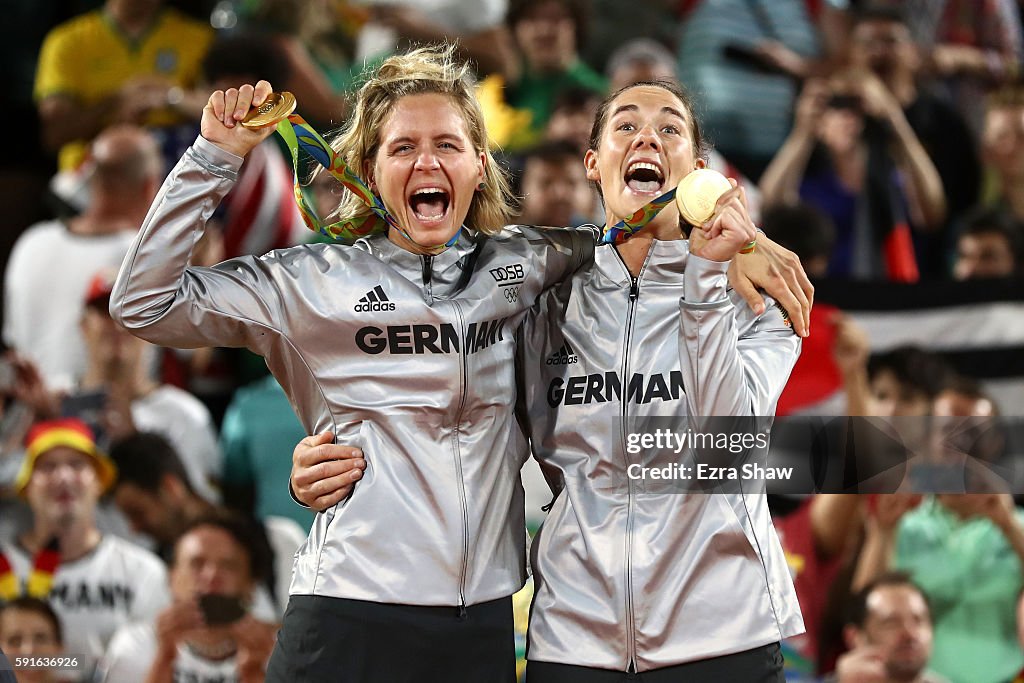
275, 115, 459, 254
600, 187, 676, 244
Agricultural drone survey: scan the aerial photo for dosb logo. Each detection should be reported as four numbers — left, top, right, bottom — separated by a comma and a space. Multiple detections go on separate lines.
489, 264, 525, 283
355, 285, 397, 312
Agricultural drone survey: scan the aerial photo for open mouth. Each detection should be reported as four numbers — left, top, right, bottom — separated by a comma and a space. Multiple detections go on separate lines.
408, 187, 451, 222
624, 161, 665, 194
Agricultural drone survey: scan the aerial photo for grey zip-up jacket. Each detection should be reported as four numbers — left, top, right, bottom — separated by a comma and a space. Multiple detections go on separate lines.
109, 137, 590, 608
519, 238, 805, 671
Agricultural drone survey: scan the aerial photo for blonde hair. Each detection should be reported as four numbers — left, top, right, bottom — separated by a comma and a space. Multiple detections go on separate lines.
328, 44, 514, 236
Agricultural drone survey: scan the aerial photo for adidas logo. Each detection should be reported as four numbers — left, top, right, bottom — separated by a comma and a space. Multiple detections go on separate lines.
355, 285, 397, 312
545, 341, 578, 365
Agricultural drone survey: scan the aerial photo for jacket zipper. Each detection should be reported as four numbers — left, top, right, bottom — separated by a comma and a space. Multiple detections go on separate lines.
613, 246, 651, 673
421, 254, 434, 302
449, 298, 471, 618
425, 252, 468, 616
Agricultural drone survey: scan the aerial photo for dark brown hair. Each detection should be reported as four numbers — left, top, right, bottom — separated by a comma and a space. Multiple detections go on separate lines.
587, 80, 706, 160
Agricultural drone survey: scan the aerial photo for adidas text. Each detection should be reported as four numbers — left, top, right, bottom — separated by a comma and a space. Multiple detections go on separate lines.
355, 301, 396, 312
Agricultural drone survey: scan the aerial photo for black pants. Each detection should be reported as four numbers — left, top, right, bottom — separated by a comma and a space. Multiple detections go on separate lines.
265, 594, 515, 683
527, 643, 784, 682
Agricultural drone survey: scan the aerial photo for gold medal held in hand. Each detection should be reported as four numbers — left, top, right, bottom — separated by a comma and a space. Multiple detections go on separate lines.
675, 168, 732, 226
241, 91, 297, 129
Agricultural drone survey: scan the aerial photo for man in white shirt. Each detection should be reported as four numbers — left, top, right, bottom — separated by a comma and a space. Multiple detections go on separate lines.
0, 419, 169, 680
97, 512, 277, 683
2, 126, 162, 391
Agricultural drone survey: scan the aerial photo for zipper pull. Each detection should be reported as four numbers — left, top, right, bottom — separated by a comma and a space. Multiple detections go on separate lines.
457, 598, 467, 620
628, 277, 639, 301
422, 254, 433, 286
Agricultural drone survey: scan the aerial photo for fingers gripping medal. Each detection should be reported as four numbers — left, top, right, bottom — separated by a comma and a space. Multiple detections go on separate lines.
674, 168, 732, 226
240, 92, 297, 128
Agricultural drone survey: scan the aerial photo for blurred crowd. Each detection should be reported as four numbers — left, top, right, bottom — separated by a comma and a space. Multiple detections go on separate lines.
1, 0, 1023, 681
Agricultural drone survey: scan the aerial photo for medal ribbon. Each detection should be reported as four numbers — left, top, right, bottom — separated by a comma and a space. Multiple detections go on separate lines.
275, 115, 459, 254
600, 187, 676, 244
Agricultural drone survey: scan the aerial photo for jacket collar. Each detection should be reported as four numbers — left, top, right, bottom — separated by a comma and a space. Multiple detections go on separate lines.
360, 231, 482, 299
594, 238, 691, 286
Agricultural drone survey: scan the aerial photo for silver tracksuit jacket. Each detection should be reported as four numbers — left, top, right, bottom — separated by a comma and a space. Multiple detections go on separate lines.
109, 137, 590, 608
519, 238, 806, 671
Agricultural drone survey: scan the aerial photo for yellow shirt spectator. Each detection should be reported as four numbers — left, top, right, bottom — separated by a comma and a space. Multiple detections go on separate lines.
35, 8, 213, 170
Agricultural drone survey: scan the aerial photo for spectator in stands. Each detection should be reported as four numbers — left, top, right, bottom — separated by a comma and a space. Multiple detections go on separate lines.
235, 0, 355, 127
220, 377, 314, 530
831, 572, 947, 683
852, 494, 1024, 683
480, 0, 606, 151
952, 208, 1024, 280
873, 0, 1023, 133
0, 419, 169, 680
847, 5, 982, 278
543, 87, 602, 155
3, 126, 162, 392
74, 270, 223, 503
517, 139, 594, 227
34, 0, 213, 173
108, 432, 304, 618
0, 597, 63, 683
980, 87, 1024, 222
353, 0, 513, 77
774, 495, 863, 679
763, 203, 876, 417
675, 0, 831, 181
605, 38, 677, 92
579, 0, 677, 75
933, 374, 999, 421
868, 346, 951, 419
98, 512, 278, 683
759, 72, 946, 281
862, 347, 951, 493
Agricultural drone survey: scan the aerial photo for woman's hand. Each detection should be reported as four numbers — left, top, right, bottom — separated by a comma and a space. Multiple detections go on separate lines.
727, 233, 814, 337
688, 181, 757, 263
200, 80, 278, 158
290, 431, 367, 511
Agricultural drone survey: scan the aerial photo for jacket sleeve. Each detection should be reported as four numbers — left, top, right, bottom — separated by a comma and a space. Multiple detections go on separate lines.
109, 137, 287, 352
678, 255, 801, 418
510, 225, 596, 291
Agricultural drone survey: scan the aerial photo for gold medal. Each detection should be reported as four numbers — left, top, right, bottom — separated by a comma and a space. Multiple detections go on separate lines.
241, 91, 297, 129
674, 168, 732, 226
